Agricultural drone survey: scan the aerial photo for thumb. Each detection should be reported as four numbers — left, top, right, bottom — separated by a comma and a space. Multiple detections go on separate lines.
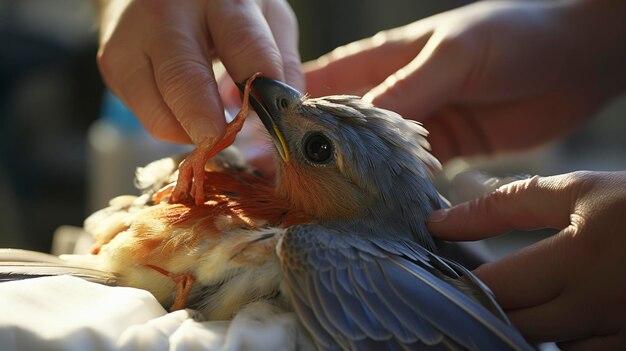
427, 175, 571, 240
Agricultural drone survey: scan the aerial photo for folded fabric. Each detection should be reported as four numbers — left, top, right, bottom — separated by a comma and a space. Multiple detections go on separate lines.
0, 276, 315, 351
0, 276, 166, 351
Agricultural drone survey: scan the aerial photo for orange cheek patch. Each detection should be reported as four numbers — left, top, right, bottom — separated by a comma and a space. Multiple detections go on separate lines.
278, 163, 367, 220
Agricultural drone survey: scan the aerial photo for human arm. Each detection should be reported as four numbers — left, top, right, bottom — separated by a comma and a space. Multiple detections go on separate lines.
427, 171, 626, 349
305, 0, 626, 162
97, 0, 303, 145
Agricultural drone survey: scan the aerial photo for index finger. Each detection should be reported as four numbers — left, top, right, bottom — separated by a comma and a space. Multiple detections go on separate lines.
304, 22, 434, 97
427, 174, 579, 310
427, 175, 572, 240
261, 0, 303, 91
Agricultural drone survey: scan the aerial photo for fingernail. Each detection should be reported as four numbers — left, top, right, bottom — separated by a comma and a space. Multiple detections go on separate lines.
428, 209, 449, 222
188, 118, 222, 145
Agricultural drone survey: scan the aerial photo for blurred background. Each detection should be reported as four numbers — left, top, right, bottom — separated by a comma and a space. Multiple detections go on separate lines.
1, 0, 625, 253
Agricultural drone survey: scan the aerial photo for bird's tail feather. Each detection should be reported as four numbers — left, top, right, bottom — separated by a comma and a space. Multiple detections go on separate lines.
0, 249, 117, 285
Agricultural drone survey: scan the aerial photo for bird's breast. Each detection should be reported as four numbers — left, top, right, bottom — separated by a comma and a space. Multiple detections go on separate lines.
123, 170, 310, 264
96, 169, 309, 317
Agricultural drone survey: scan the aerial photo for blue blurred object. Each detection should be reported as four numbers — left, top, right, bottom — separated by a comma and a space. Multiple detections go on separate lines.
88, 91, 192, 212
99, 90, 144, 133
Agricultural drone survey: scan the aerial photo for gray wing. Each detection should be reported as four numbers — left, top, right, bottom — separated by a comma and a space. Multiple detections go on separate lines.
279, 225, 534, 351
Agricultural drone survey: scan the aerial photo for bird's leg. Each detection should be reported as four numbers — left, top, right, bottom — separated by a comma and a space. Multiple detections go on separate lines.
152, 183, 175, 203
169, 72, 261, 206
169, 142, 212, 205
145, 264, 196, 312
169, 273, 196, 312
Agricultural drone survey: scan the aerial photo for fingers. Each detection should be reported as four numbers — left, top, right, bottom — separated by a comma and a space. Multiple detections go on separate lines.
473, 227, 574, 311
420, 106, 492, 163
427, 175, 572, 240
97, 0, 194, 143
505, 261, 612, 341
262, 0, 303, 91
364, 28, 477, 122
426, 175, 579, 311
303, 38, 413, 97
99, 0, 226, 145
304, 22, 434, 97
98, 51, 190, 143
148, 23, 225, 145
100, 0, 301, 145
214, 0, 302, 110
206, 0, 285, 84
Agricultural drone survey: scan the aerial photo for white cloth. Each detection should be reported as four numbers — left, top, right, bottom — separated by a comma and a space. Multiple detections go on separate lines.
0, 276, 165, 351
0, 276, 314, 351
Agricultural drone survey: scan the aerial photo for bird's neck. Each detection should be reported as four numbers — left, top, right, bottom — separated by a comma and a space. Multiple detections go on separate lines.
274, 163, 372, 221
341, 165, 444, 251
273, 165, 442, 251
361, 197, 439, 251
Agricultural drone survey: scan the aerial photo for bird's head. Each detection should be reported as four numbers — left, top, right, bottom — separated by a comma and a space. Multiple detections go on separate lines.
239, 78, 445, 239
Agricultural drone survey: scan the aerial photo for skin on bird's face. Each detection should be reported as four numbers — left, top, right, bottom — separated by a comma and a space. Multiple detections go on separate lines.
246, 78, 442, 227
270, 104, 373, 221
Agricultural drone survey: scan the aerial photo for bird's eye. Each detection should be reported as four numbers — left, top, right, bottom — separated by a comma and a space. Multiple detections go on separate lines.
278, 98, 290, 110
303, 133, 333, 164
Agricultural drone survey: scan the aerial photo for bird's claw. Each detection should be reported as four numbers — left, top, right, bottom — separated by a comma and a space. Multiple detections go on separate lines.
170, 145, 212, 206
170, 160, 193, 204
145, 264, 196, 312
169, 72, 261, 206
170, 273, 196, 312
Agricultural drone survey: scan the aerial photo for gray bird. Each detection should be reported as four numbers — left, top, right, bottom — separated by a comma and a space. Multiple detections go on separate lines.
0, 77, 533, 351
236, 77, 533, 350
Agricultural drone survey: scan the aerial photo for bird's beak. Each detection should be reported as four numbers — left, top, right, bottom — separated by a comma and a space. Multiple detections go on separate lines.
237, 77, 302, 162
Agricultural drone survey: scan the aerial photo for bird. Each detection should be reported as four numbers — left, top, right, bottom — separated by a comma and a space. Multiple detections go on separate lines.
1, 75, 533, 350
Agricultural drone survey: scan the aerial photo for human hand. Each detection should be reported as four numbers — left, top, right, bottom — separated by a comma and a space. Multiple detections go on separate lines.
98, 0, 302, 145
428, 171, 626, 350
305, 0, 626, 162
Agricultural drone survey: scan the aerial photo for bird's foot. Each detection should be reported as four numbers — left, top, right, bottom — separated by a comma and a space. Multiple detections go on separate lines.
145, 264, 196, 312
169, 145, 211, 205
169, 72, 261, 206
170, 273, 196, 312
90, 244, 101, 255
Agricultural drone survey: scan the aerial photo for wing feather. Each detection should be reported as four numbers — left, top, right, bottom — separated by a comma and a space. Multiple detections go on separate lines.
361, 259, 443, 345
288, 284, 336, 350
311, 271, 366, 340
348, 263, 417, 344
304, 274, 338, 337
330, 268, 391, 340
279, 225, 534, 351
382, 256, 527, 350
